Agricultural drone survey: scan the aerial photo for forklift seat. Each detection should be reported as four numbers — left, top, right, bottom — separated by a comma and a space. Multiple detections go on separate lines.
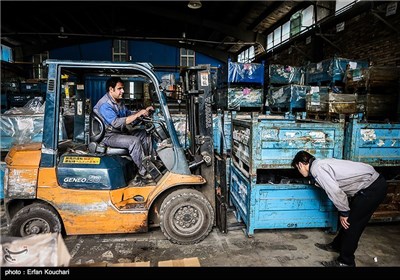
88, 111, 129, 156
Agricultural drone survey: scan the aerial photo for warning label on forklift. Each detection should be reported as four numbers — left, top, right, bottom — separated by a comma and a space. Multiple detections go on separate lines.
63, 156, 100, 164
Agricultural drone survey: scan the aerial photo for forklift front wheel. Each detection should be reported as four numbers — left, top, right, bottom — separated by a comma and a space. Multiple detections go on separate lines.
9, 203, 62, 237
160, 189, 214, 245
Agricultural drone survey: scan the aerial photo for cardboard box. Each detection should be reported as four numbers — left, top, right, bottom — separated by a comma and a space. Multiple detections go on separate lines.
158, 257, 201, 267
108, 261, 151, 267
71, 262, 108, 267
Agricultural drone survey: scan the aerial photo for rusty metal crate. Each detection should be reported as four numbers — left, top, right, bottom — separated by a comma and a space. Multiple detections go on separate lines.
229, 116, 344, 235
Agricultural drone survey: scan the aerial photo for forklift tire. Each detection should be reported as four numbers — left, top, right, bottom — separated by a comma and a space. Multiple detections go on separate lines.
160, 189, 214, 245
9, 203, 62, 237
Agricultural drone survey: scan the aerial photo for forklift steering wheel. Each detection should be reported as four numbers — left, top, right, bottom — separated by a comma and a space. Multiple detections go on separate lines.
137, 115, 152, 124
136, 116, 155, 134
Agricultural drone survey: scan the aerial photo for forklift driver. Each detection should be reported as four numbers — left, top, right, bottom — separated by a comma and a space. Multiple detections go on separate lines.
93, 76, 154, 185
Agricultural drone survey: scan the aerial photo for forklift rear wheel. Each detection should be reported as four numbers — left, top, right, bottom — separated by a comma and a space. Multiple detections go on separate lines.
9, 203, 62, 237
160, 189, 214, 245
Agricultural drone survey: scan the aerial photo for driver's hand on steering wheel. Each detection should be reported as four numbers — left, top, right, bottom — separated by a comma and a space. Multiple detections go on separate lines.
145, 106, 155, 114
138, 107, 152, 118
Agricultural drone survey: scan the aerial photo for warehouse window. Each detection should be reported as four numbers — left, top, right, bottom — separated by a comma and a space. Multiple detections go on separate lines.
113, 40, 128, 62
266, 4, 314, 51
335, 0, 357, 14
32, 52, 48, 79
267, 33, 273, 50
301, 5, 314, 29
180, 48, 195, 67
290, 11, 302, 37
273, 27, 282, 46
238, 46, 255, 63
1, 44, 13, 63
281, 21, 290, 42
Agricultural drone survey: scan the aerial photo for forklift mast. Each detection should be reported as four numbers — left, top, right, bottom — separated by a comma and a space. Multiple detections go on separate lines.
180, 65, 216, 216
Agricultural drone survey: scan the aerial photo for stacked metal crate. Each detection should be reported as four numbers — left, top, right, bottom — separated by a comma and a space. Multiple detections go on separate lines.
346, 66, 400, 121
266, 64, 308, 117
305, 85, 359, 120
214, 60, 265, 111
230, 115, 344, 235
213, 60, 265, 232
344, 114, 400, 222
305, 57, 369, 120
213, 60, 265, 156
306, 57, 369, 87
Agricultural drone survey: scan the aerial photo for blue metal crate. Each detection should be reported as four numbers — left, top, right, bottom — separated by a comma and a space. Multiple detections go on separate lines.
267, 84, 308, 113
228, 62, 264, 84
231, 117, 345, 174
227, 87, 263, 110
0, 162, 4, 200
230, 164, 338, 235
268, 64, 304, 85
213, 112, 232, 155
306, 57, 368, 85
229, 116, 344, 234
344, 115, 400, 166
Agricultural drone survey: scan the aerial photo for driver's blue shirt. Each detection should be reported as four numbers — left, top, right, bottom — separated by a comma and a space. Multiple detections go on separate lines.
93, 92, 132, 131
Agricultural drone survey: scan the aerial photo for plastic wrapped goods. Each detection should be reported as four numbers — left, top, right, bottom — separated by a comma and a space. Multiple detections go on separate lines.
1, 98, 45, 151
268, 64, 304, 85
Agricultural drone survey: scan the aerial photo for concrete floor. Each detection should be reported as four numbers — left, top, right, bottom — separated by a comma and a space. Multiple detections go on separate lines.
66, 213, 400, 267
1, 203, 400, 267
2, 207, 399, 268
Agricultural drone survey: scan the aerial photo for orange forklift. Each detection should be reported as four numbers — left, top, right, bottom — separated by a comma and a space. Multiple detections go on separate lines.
4, 60, 219, 244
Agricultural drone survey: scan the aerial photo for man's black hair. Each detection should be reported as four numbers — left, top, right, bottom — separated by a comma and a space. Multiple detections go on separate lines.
291, 150, 315, 168
106, 77, 124, 91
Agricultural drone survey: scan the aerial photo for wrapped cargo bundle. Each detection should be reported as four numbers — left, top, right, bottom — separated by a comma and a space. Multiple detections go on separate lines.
268, 84, 308, 113
227, 87, 263, 110
347, 66, 400, 95
1, 97, 45, 151
171, 114, 190, 148
306, 87, 358, 118
327, 93, 358, 114
228, 62, 264, 84
305, 86, 329, 114
213, 112, 232, 155
215, 60, 265, 111
268, 64, 304, 85
307, 57, 368, 85
357, 93, 398, 120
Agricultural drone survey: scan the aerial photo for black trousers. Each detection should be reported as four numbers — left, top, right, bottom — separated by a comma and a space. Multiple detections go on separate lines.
331, 175, 388, 266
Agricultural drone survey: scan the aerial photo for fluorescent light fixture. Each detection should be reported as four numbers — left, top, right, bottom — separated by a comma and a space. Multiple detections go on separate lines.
188, 1, 202, 9
58, 26, 68, 39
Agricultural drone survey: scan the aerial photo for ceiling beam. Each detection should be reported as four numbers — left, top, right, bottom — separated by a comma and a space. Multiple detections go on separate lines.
247, 1, 283, 30
126, 3, 265, 44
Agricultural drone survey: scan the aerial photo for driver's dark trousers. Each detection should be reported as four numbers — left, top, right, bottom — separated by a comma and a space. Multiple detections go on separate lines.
104, 129, 150, 176
330, 174, 388, 266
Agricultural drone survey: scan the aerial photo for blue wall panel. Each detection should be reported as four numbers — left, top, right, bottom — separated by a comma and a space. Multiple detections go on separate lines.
50, 40, 223, 67
130, 40, 179, 65
196, 52, 222, 67
50, 41, 113, 61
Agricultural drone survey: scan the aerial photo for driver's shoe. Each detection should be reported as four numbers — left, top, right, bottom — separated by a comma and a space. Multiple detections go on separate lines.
129, 175, 144, 186
138, 173, 156, 185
